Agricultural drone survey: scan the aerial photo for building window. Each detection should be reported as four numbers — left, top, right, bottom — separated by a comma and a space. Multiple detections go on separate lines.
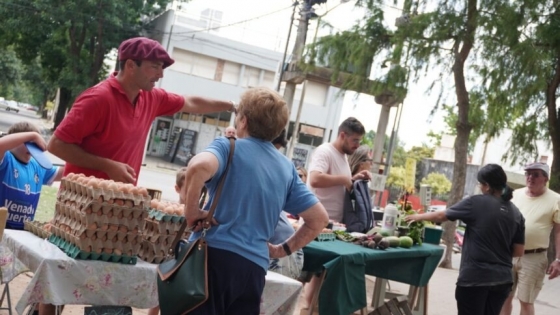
192, 54, 217, 80
243, 66, 261, 88
171, 48, 217, 80
262, 70, 275, 88
222, 61, 241, 85
287, 122, 325, 146
305, 81, 328, 107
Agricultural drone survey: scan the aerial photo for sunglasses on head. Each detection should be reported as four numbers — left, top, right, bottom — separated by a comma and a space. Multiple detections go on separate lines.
298, 174, 304, 178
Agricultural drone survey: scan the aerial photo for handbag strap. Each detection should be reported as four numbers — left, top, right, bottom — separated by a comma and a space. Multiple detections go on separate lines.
171, 137, 235, 251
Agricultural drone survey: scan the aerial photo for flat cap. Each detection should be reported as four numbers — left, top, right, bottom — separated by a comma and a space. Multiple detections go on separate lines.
118, 37, 174, 69
524, 162, 550, 177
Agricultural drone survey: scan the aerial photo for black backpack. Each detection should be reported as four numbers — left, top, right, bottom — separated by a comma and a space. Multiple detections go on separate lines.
342, 180, 374, 233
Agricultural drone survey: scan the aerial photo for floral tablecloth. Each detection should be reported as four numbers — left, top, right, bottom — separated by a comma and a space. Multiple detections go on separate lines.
0, 240, 29, 284
3, 230, 302, 315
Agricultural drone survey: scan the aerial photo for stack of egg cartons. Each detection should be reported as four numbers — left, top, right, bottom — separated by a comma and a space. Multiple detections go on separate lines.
49, 173, 150, 264
138, 200, 188, 263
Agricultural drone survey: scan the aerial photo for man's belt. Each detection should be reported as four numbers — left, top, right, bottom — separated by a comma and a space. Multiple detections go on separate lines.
524, 248, 547, 254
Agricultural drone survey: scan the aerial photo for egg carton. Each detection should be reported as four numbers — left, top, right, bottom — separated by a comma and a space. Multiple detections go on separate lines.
55, 201, 147, 231
148, 209, 185, 223
50, 225, 141, 256
48, 234, 137, 265
143, 218, 185, 236
137, 240, 171, 264
23, 220, 52, 239
60, 178, 152, 206
58, 191, 149, 212
315, 232, 336, 242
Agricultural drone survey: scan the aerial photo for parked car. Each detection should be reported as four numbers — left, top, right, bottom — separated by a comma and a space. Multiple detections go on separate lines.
0, 100, 19, 113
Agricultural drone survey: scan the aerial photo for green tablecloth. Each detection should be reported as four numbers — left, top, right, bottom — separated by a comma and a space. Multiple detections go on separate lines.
302, 240, 444, 315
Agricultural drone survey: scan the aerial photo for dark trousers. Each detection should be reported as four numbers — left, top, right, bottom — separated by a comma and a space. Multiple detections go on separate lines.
455, 283, 512, 315
188, 247, 266, 315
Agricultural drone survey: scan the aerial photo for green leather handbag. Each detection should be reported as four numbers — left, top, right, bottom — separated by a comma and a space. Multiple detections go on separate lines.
156, 138, 235, 315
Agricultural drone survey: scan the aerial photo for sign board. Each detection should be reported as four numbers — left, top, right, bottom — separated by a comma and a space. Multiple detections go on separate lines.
164, 126, 183, 162
84, 306, 132, 315
292, 147, 309, 168
173, 129, 198, 166
369, 174, 387, 192
404, 158, 416, 192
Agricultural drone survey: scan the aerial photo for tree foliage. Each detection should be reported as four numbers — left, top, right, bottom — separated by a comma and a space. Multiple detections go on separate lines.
386, 166, 406, 189
361, 129, 407, 167
304, 0, 486, 268
406, 145, 434, 162
0, 0, 183, 128
421, 172, 452, 195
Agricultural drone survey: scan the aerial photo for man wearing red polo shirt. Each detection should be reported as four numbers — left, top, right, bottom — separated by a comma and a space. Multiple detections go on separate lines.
48, 37, 236, 184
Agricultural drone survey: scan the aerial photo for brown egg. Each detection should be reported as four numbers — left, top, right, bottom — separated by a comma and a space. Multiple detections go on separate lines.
124, 200, 134, 208
150, 199, 159, 209
91, 234, 97, 241
108, 225, 118, 232
122, 184, 134, 194
138, 187, 149, 197
98, 180, 110, 190
118, 225, 128, 233
86, 246, 92, 252
113, 249, 123, 256
95, 248, 103, 254
115, 199, 124, 206
103, 248, 113, 254
100, 224, 109, 231
107, 182, 118, 192
89, 178, 101, 189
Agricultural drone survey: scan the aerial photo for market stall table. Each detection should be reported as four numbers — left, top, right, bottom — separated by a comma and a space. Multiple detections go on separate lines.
302, 240, 444, 315
0, 243, 29, 315
3, 230, 302, 315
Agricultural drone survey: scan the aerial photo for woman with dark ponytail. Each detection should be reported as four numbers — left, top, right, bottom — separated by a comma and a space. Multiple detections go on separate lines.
405, 164, 525, 315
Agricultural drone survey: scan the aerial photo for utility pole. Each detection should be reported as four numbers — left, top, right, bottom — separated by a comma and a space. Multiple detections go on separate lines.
370, 0, 413, 176
282, 1, 310, 121
276, 1, 298, 92
284, 0, 350, 159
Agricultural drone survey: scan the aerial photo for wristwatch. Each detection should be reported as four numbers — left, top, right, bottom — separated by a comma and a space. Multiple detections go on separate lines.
282, 242, 292, 256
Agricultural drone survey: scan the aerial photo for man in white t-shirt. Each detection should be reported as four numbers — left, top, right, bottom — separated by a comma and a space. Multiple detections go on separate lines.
302, 117, 371, 309
500, 162, 560, 315
307, 117, 371, 222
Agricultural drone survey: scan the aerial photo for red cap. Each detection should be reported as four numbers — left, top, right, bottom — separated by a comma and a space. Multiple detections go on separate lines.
118, 37, 174, 69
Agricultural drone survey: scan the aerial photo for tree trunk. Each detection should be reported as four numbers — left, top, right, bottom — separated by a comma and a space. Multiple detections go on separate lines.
53, 87, 72, 130
439, 0, 477, 269
546, 54, 560, 264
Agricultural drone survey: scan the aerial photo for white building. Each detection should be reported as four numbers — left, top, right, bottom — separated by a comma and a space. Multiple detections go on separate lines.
145, 9, 346, 167
471, 129, 553, 187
